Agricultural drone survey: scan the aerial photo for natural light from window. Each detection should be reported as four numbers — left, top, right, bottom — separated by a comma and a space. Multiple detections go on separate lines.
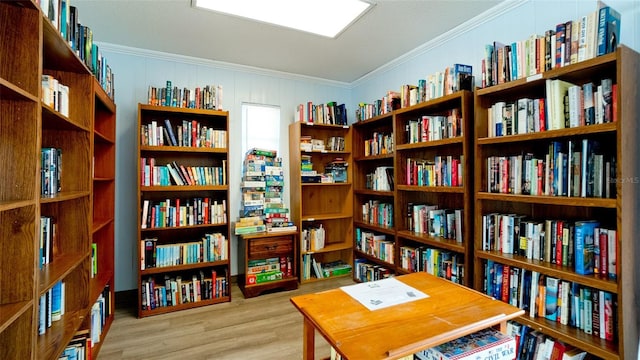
242, 103, 281, 157
191, 0, 372, 38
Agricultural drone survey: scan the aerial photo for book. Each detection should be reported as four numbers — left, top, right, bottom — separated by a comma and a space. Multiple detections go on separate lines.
414, 327, 516, 360
163, 119, 178, 146
545, 276, 559, 322
596, 2, 621, 56
574, 220, 599, 275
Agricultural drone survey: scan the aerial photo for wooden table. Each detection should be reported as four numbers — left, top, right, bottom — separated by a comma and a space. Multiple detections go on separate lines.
290, 272, 524, 360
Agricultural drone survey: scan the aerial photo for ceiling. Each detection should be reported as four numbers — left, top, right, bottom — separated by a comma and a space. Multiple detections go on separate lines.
73, 0, 503, 83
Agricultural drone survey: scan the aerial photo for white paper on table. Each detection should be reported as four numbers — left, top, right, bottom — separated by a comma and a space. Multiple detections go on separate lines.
340, 277, 429, 311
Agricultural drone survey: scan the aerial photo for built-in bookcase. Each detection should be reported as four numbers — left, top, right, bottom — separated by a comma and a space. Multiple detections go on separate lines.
0, 1, 116, 358
90, 79, 116, 356
351, 113, 396, 281
350, 91, 474, 287
136, 104, 231, 317
393, 91, 474, 287
289, 122, 354, 283
473, 46, 639, 359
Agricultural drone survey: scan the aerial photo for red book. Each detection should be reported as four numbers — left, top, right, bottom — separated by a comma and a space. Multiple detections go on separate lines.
451, 159, 459, 187
539, 98, 546, 131
599, 228, 608, 276
556, 220, 563, 265
191, 120, 198, 147
612, 83, 618, 122
175, 198, 180, 227
501, 264, 510, 303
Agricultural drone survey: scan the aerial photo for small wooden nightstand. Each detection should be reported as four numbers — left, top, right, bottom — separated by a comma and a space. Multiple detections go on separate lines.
238, 230, 299, 298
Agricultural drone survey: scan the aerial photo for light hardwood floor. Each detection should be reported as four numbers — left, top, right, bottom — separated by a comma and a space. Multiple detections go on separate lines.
97, 276, 355, 360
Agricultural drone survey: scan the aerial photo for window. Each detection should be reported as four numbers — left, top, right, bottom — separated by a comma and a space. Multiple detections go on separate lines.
242, 103, 281, 156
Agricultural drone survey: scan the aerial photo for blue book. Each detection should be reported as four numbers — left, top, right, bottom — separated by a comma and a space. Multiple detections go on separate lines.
163, 119, 178, 146
545, 276, 559, 321
597, 4, 621, 56
574, 220, 599, 275
51, 281, 63, 322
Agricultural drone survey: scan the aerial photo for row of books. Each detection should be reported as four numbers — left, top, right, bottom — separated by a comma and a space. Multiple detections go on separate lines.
89, 287, 111, 348
355, 90, 401, 121
301, 255, 352, 280
486, 139, 615, 199
141, 119, 228, 148
406, 204, 464, 243
400, 64, 473, 109
141, 270, 228, 310
41, 75, 69, 117
399, 246, 465, 285
405, 110, 463, 143
405, 155, 463, 187
482, 214, 617, 279
38, 280, 65, 335
140, 197, 227, 229
301, 224, 325, 252
295, 101, 348, 125
140, 233, 228, 270
355, 64, 472, 123
140, 158, 227, 187
353, 259, 393, 283
39, 0, 114, 98
484, 260, 616, 341
363, 131, 394, 157
148, 81, 223, 110
365, 166, 393, 191
40, 216, 57, 269
41, 147, 62, 197
506, 321, 588, 360
361, 200, 393, 228
481, 3, 620, 88
487, 78, 614, 138
57, 329, 91, 360
355, 228, 394, 264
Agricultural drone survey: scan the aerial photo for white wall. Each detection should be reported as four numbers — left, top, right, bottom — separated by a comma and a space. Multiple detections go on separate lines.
104, 0, 639, 292
350, 0, 639, 110
105, 48, 350, 291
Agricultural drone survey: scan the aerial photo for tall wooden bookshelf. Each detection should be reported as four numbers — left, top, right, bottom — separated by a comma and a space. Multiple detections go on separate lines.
90, 79, 116, 356
393, 91, 474, 287
289, 122, 353, 283
0, 1, 116, 358
350, 91, 474, 286
473, 46, 639, 359
137, 104, 231, 317
351, 112, 397, 280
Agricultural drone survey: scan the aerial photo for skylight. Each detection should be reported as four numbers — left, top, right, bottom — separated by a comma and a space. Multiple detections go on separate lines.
192, 0, 373, 38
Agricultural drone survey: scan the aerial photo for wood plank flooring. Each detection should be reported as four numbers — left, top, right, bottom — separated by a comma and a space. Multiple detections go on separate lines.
97, 276, 355, 360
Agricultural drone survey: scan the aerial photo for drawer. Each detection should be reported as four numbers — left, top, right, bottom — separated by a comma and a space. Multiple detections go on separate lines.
249, 236, 293, 259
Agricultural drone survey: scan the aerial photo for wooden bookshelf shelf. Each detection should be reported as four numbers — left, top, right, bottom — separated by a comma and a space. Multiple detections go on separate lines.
137, 104, 231, 317
473, 46, 639, 359
350, 90, 474, 286
1, 1, 118, 357
290, 121, 354, 283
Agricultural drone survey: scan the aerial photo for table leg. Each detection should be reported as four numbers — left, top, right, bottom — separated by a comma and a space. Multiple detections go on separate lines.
303, 317, 315, 360
498, 320, 507, 333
